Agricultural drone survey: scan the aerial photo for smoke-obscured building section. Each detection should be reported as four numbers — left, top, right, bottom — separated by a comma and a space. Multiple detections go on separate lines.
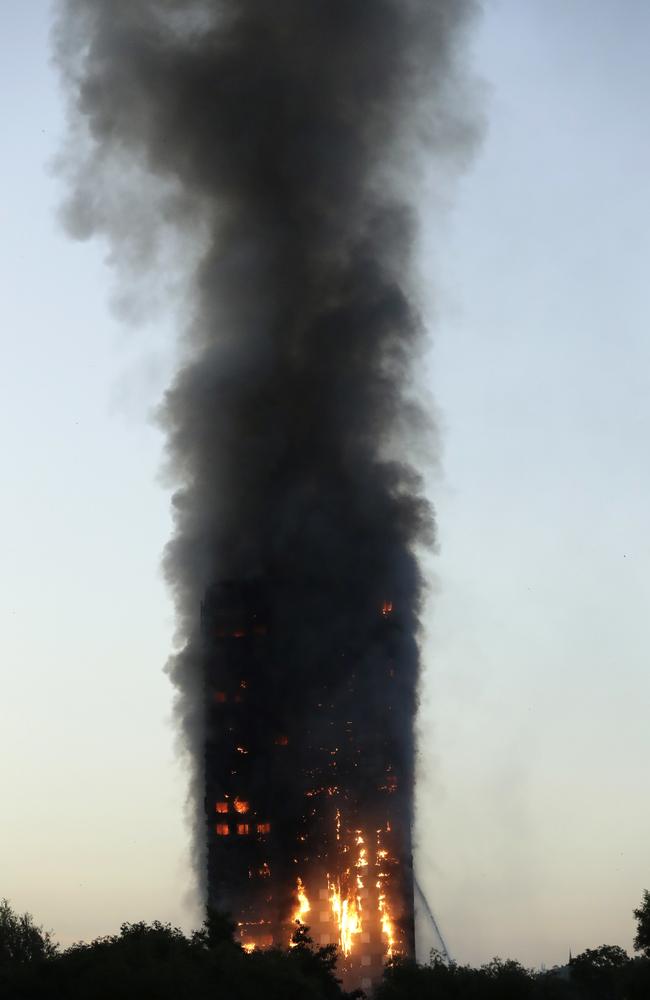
202, 580, 415, 988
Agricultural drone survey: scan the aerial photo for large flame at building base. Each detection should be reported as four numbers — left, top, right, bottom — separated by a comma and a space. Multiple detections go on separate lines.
282, 814, 405, 982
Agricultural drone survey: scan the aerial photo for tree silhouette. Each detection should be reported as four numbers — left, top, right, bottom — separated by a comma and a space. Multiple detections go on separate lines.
633, 889, 650, 957
569, 945, 629, 999
2, 891, 650, 998
0, 899, 57, 966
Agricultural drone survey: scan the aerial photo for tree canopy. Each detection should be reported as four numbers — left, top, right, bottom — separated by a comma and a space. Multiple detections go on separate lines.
0, 898, 57, 966
633, 890, 650, 958
0, 895, 649, 999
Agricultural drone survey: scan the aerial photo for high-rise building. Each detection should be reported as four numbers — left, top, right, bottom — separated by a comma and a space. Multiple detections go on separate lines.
202, 579, 415, 990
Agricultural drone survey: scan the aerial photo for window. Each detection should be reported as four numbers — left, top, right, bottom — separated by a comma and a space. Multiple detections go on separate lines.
274, 735, 289, 746
234, 799, 249, 814
237, 823, 250, 835
214, 691, 227, 704
256, 822, 271, 835
215, 824, 229, 836
215, 802, 229, 814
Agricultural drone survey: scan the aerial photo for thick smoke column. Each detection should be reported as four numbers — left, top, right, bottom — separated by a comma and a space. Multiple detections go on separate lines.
56, 0, 478, 939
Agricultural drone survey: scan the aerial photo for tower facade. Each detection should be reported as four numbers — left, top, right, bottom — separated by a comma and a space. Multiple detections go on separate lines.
202, 579, 415, 989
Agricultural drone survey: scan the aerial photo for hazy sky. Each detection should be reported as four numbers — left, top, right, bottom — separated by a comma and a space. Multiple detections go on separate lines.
2, 0, 649, 969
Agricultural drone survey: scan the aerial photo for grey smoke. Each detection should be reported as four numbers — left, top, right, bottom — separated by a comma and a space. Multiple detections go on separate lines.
55, 0, 479, 904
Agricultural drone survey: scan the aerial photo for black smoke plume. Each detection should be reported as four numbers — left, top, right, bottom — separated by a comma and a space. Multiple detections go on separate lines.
55, 0, 479, 910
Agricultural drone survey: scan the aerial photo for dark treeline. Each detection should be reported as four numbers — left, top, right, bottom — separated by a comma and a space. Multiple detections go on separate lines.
1, 892, 649, 999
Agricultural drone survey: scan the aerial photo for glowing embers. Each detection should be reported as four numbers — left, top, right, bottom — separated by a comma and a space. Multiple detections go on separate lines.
381, 600, 393, 616
354, 833, 369, 869
238, 919, 273, 951
215, 823, 229, 836
305, 785, 339, 798
233, 798, 249, 814
248, 862, 271, 880
379, 772, 398, 794
215, 624, 246, 639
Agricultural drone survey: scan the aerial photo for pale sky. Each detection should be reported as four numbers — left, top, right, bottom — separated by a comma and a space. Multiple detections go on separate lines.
1, 0, 649, 969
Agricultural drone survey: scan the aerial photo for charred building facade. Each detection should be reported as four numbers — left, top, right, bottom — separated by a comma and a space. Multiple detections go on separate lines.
203, 579, 416, 987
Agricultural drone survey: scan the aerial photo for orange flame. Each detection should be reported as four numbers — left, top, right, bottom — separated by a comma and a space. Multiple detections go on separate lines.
377, 880, 396, 959
328, 877, 363, 957
293, 877, 310, 924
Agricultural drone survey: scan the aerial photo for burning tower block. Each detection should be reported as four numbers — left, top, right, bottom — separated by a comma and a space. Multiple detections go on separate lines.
58, 0, 476, 990
202, 580, 416, 989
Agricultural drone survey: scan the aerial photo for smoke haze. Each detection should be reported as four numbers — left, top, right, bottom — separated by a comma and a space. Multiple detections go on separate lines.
55, 0, 479, 902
